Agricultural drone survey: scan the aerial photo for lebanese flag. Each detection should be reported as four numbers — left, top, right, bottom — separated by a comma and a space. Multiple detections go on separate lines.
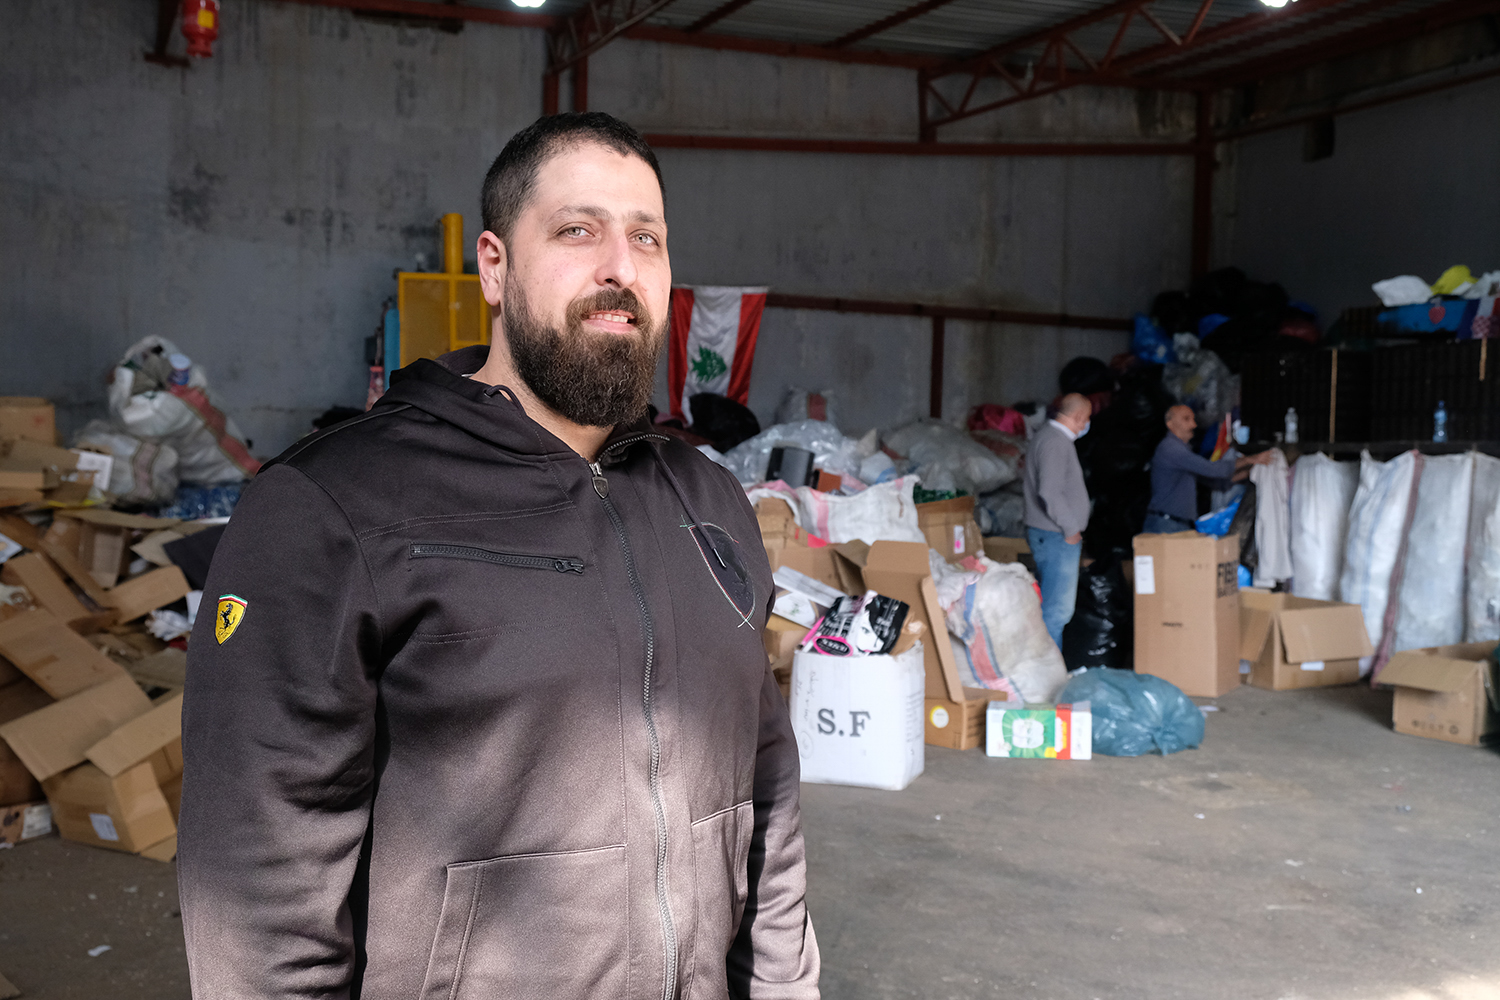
667, 285, 769, 421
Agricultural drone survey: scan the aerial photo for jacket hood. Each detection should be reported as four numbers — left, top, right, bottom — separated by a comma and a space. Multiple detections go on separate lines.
383, 346, 658, 463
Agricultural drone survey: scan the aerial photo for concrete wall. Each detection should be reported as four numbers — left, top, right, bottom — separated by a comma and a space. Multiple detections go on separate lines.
1, 0, 1197, 459
1216, 66, 1500, 321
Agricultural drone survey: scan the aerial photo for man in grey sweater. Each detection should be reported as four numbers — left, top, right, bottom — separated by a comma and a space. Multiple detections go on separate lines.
1022, 393, 1092, 649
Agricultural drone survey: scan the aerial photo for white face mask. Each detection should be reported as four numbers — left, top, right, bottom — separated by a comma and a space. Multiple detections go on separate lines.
1077, 421, 1090, 439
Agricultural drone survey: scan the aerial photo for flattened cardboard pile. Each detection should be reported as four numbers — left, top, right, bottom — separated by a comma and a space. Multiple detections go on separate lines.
0, 440, 202, 856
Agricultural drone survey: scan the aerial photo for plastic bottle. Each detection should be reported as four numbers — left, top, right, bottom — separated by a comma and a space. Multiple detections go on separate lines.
1284, 407, 1299, 444
1434, 401, 1448, 443
168, 353, 192, 386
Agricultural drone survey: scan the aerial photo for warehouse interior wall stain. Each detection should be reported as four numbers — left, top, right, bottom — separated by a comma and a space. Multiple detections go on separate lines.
9, 0, 1174, 457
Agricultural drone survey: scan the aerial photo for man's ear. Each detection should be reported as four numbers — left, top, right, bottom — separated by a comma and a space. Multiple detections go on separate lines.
477, 230, 507, 308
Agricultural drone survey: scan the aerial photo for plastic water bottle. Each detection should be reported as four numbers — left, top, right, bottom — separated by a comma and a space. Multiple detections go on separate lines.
1284, 407, 1299, 444
1434, 401, 1448, 442
168, 353, 192, 386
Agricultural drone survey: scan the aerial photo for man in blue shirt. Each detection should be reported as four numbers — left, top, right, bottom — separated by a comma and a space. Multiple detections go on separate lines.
1144, 405, 1268, 533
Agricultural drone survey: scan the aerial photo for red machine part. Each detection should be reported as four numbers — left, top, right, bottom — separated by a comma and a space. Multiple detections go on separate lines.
181, 0, 220, 58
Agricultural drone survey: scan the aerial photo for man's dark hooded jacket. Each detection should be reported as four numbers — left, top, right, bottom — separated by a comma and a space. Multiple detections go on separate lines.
177, 347, 820, 1000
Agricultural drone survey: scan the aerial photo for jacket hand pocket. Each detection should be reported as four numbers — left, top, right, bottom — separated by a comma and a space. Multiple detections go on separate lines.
420, 844, 627, 1000
686, 801, 753, 999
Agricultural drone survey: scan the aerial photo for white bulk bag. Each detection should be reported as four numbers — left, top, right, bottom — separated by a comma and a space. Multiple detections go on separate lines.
107, 336, 259, 485
1290, 454, 1359, 601
1464, 454, 1500, 642
1393, 454, 1473, 652
1339, 451, 1419, 675
73, 420, 179, 505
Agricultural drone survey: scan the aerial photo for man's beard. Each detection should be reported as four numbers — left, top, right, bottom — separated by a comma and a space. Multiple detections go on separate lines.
502, 274, 665, 429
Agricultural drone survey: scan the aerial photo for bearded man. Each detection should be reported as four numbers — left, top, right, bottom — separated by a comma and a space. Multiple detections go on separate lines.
177, 113, 820, 1000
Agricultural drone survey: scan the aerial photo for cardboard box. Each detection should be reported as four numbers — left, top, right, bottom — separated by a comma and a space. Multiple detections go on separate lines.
1, 551, 93, 629
0, 608, 132, 699
86, 691, 183, 786
0, 800, 53, 845
985, 701, 1092, 759
56, 510, 182, 589
755, 499, 820, 551
105, 565, 191, 622
917, 497, 984, 565
924, 696, 987, 750
1239, 590, 1374, 690
1132, 532, 1242, 698
852, 540, 1008, 747
0, 675, 151, 782
0, 678, 51, 806
43, 759, 176, 855
1380, 642, 1500, 746
0, 513, 113, 607
0, 397, 56, 445
982, 537, 1031, 564
789, 645, 925, 790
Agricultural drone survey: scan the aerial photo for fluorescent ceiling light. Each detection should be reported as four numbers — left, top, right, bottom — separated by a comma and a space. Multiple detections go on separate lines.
511, 0, 546, 6
1259, 0, 1292, 6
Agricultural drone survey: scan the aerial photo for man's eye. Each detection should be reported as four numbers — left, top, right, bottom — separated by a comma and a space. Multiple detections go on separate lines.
634, 233, 658, 245
561, 226, 589, 237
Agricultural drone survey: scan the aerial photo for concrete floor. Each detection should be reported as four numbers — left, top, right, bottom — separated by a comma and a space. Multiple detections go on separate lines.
2, 683, 1497, 1000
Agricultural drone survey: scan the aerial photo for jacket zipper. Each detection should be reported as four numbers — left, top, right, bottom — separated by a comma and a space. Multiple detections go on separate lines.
589, 456, 678, 1000
408, 543, 584, 574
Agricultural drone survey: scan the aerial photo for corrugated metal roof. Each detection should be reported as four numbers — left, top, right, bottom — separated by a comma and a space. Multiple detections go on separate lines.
459, 0, 1477, 84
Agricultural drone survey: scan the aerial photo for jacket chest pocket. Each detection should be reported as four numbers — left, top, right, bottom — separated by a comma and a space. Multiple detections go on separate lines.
420, 845, 628, 1000
404, 541, 591, 639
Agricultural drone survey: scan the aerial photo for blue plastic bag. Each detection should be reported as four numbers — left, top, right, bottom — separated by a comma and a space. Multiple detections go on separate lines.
1058, 668, 1204, 756
1195, 497, 1241, 536
1132, 314, 1177, 365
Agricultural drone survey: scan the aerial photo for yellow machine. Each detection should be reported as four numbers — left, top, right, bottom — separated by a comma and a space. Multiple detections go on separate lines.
396, 214, 489, 367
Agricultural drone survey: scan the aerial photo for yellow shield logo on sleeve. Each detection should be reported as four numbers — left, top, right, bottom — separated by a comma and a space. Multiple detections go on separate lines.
215, 595, 247, 644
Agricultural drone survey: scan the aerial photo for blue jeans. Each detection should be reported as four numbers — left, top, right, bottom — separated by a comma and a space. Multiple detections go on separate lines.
1026, 527, 1081, 651
1142, 512, 1194, 534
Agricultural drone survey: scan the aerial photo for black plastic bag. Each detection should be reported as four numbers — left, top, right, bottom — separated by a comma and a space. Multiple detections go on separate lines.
688, 393, 761, 453
1061, 552, 1133, 671
1059, 356, 1113, 397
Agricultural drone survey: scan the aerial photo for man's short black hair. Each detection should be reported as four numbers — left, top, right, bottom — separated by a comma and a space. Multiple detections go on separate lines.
480, 112, 664, 244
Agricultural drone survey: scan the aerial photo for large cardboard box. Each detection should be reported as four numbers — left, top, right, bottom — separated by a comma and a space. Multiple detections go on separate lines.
0, 675, 151, 782
789, 645, 925, 790
86, 691, 183, 786
916, 497, 984, 565
43, 760, 176, 855
0, 397, 56, 445
1239, 590, 1374, 690
985, 700, 1092, 759
857, 540, 1004, 747
1380, 643, 1499, 746
1132, 532, 1242, 698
